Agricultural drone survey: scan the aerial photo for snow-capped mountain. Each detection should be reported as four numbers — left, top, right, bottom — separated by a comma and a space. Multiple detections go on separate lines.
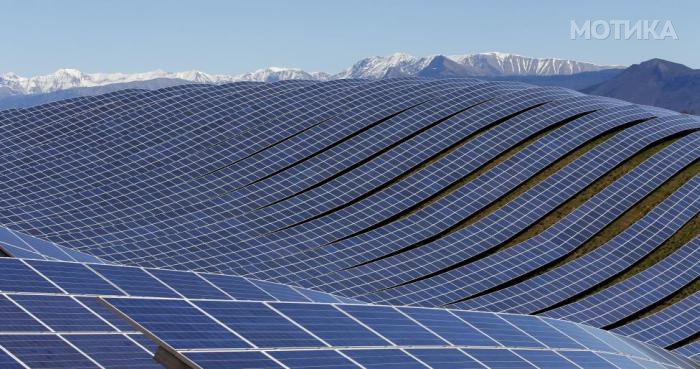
0, 67, 326, 96
0, 52, 622, 97
338, 52, 621, 79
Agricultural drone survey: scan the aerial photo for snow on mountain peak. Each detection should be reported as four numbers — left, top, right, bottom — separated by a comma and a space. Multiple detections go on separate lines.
1, 52, 623, 96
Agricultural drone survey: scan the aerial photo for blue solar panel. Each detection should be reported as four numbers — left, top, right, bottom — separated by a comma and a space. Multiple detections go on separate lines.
337, 305, 446, 346
452, 311, 544, 348
65, 334, 162, 369
539, 318, 616, 353
407, 349, 486, 369
342, 349, 428, 369
0, 259, 60, 293
0, 295, 48, 332
462, 349, 537, 369
498, 315, 584, 350
193, 300, 323, 348
0, 335, 99, 369
90, 264, 178, 298
269, 350, 358, 369
251, 280, 311, 302
613, 292, 699, 348
104, 298, 250, 350
596, 353, 648, 369
75, 297, 134, 331
558, 351, 618, 368
146, 268, 229, 299
271, 302, 389, 347
199, 273, 274, 301
24, 259, 122, 295
11, 295, 112, 332
0, 349, 23, 369
512, 350, 579, 369
184, 351, 283, 369
398, 307, 499, 346
294, 287, 342, 303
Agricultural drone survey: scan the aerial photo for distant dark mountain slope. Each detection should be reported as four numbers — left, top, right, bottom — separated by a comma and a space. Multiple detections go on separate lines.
0, 78, 192, 110
583, 59, 700, 114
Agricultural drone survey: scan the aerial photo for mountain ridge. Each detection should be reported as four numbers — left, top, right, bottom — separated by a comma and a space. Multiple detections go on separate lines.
1, 52, 621, 96
583, 59, 700, 114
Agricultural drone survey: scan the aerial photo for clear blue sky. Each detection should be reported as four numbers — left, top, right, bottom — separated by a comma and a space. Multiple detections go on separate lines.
2, 0, 698, 76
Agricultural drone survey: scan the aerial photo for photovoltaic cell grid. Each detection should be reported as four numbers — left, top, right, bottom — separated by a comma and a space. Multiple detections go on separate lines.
102, 296, 697, 369
0, 78, 698, 367
0, 256, 362, 368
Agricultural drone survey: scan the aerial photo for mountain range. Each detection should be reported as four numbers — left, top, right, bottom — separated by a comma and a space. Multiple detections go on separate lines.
0, 52, 618, 96
1, 52, 697, 115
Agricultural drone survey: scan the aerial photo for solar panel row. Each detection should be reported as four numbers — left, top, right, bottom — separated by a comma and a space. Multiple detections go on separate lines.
102, 296, 696, 369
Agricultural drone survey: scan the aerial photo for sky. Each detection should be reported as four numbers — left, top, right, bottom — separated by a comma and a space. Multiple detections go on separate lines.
2, 0, 698, 76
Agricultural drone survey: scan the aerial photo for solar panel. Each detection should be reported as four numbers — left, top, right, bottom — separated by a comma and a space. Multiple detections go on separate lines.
24, 260, 122, 295
105, 298, 250, 350
270, 302, 389, 347
183, 351, 283, 369
337, 304, 446, 346
0, 334, 100, 369
65, 334, 162, 369
90, 264, 179, 298
193, 300, 323, 348
0, 259, 60, 293
0, 295, 47, 332
462, 349, 537, 369
512, 350, 579, 369
451, 311, 544, 348
10, 295, 113, 332
269, 350, 358, 369
341, 349, 428, 369
557, 351, 618, 369
407, 349, 486, 369
145, 268, 228, 299
199, 273, 274, 301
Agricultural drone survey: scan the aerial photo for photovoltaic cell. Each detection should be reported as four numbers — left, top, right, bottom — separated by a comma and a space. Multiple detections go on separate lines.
407, 349, 486, 369
452, 311, 544, 348
146, 268, 228, 299
271, 302, 389, 347
462, 349, 537, 369
269, 350, 358, 369
341, 349, 428, 369
90, 264, 179, 298
337, 305, 446, 346
251, 280, 311, 302
24, 260, 122, 295
104, 298, 250, 350
498, 315, 584, 350
0, 259, 60, 293
0, 295, 48, 332
65, 334, 162, 369
194, 300, 323, 348
0, 349, 23, 369
11, 295, 112, 332
512, 350, 579, 369
75, 297, 134, 331
184, 351, 283, 369
199, 273, 274, 301
557, 351, 618, 369
0, 334, 99, 369
398, 307, 499, 346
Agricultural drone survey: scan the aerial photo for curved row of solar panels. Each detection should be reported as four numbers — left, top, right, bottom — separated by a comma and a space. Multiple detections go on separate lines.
0, 77, 697, 368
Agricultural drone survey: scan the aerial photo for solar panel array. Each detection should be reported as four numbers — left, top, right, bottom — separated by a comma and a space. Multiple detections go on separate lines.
103, 296, 696, 369
0, 77, 698, 367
